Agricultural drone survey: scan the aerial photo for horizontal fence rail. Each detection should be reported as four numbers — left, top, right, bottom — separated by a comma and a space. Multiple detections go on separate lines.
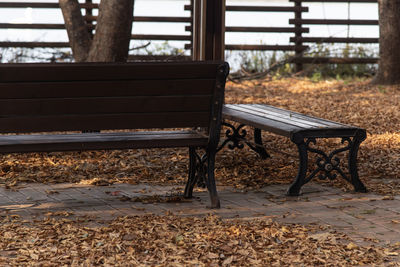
224, 45, 308, 51
184, 5, 308, 12
0, 42, 69, 48
290, 37, 379, 43
290, 0, 377, 2
290, 57, 378, 64
289, 19, 378, 25
0, 2, 98, 8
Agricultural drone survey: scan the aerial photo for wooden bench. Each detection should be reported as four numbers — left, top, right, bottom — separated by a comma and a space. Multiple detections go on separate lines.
220, 104, 367, 195
0, 61, 230, 208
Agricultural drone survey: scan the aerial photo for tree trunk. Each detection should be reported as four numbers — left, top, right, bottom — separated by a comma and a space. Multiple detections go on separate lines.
59, 0, 134, 62
372, 0, 400, 85
59, 0, 91, 62
87, 0, 133, 62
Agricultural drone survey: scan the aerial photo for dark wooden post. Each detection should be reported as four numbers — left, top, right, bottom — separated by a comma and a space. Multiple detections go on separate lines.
190, 0, 194, 58
85, 0, 94, 37
294, 0, 303, 72
204, 0, 225, 60
192, 0, 203, 60
192, 0, 225, 61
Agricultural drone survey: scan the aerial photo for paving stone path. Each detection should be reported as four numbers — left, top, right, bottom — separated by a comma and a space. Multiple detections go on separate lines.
1, 182, 400, 262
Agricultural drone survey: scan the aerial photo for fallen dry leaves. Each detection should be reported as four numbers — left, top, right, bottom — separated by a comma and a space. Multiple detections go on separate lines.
0, 78, 400, 266
0, 213, 396, 266
0, 78, 399, 195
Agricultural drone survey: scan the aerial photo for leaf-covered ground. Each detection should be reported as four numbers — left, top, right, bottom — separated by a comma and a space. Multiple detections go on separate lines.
0, 213, 398, 266
0, 78, 399, 195
0, 78, 400, 266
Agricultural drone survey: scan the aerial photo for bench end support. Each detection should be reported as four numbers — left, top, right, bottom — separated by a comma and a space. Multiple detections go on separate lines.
183, 147, 221, 209
287, 136, 308, 196
349, 130, 368, 193
289, 131, 368, 195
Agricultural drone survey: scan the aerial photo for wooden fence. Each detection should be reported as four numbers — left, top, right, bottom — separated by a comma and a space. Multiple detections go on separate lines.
0, 0, 379, 68
0, 0, 192, 61
288, 0, 379, 70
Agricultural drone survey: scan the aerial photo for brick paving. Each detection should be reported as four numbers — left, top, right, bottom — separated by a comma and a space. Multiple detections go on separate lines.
1, 182, 400, 260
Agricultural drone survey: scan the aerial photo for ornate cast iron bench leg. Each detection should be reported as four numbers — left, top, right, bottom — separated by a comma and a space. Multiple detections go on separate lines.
287, 130, 367, 196
184, 147, 198, 199
348, 130, 368, 193
217, 122, 270, 159
205, 148, 221, 208
184, 147, 221, 209
287, 136, 308, 196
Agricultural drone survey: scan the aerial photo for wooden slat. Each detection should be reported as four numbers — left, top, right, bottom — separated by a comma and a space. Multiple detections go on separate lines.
290, 0, 376, 2
0, 112, 211, 133
83, 15, 191, 23
0, 62, 221, 82
225, 44, 307, 51
226, 5, 309, 12
0, 131, 208, 153
0, 2, 99, 8
0, 42, 69, 48
290, 37, 379, 43
185, 5, 309, 12
128, 55, 192, 61
133, 16, 191, 23
290, 57, 379, 64
186, 26, 310, 33
289, 19, 378, 25
223, 106, 296, 137
0, 79, 216, 99
248, 104, 350, 128
131, 34, 191, 41
226, 104, 326, 129
0, 23, 66, 30
226, 26, 309, 33
0, 96, 212, 116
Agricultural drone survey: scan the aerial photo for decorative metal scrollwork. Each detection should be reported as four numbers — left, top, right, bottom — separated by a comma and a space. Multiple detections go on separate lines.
217, 122, 247, 152
217, 122, 270, 159
193, 150, 207, 188
288, 130, 367, 196
304, 137, 352, 184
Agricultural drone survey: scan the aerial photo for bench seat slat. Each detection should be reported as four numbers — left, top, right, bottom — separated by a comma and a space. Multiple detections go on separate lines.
0, 131, 208, 153
0, 95, 212, 116
223, 104, 360, 137
0, 112, 210, 133
245, 104, 346, 128
225, 104, 318, 129
0, 79, 216, 99
223, 106, 297, 137
251, 104, 350, 128
225, 104, 350, 130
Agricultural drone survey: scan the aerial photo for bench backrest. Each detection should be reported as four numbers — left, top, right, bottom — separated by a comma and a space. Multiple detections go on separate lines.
0, 61, 229, 136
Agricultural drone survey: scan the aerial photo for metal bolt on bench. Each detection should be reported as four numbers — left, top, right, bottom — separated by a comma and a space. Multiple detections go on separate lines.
220, 104, 367, 195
